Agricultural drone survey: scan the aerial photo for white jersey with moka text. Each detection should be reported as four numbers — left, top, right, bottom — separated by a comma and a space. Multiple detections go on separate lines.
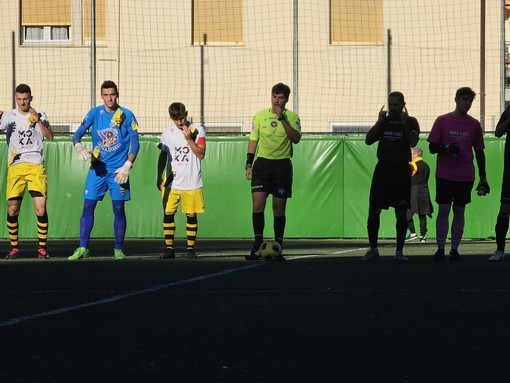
158, 123, 205, 190
0, 108, 48, 166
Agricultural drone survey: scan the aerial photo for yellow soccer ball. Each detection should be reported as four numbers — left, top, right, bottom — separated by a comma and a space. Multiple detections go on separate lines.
259, 241, 282, 261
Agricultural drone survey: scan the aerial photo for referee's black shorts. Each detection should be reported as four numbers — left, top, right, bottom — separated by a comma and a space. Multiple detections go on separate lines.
369, 161, 411, 210
251, 157, 293, 198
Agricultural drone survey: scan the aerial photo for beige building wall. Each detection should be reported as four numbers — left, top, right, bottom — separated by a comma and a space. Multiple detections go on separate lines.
0, 0, 505, 133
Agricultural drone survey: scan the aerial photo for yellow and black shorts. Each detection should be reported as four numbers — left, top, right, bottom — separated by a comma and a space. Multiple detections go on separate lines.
6, 163, 47, 200
162, 187, 205, 214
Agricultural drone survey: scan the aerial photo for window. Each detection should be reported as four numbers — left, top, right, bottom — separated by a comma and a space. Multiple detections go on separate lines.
330, 0, 383, 44
24, 27, 44, 41
192, 0, 243, 45
21, 0, 71, 43
24, 26, 70, 42
83, 0, 107, 41
51, 27, 70, 40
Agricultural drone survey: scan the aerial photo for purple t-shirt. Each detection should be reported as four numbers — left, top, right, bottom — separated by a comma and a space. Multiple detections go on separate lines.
427, 112, 484, 182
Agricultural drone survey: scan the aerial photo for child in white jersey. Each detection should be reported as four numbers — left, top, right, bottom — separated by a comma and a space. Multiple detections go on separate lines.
157, 102, 206, 259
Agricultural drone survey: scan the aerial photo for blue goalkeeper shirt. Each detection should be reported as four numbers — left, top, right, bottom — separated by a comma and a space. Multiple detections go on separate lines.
73, 105, 140, 171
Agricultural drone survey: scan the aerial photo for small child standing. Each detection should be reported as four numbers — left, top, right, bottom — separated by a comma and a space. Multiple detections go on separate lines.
406, 147, 434, 243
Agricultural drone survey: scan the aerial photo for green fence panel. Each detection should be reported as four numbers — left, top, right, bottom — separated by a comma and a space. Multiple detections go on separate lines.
342, 135, 502, 240
287, 136, 344, 237
0, 135, 504, 240
200, 136, 344, 238
343, 137, 373, 237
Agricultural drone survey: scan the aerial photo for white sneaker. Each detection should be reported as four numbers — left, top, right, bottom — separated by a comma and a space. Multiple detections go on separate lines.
419, 236, 426, 243
362, 248, 379, 261
488, 250, 505, 261
405, 233, 418, 241
395, 250, 409, 261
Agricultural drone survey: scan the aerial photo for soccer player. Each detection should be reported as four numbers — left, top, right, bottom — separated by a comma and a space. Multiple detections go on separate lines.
427, 87, 488, 261
245, 83, 301, 261
406, 147, 433, 243
156, 102, 206, 259
68, 80, 140, 261
362, 91, 420, 261
0, 84, 54, 259
488, 105, 510, 261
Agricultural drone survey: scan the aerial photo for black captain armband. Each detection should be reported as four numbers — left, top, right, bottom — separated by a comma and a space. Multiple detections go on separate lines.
246, 153, 255, 169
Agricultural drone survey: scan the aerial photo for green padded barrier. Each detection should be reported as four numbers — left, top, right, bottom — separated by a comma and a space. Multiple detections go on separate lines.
0, 135, 503, 239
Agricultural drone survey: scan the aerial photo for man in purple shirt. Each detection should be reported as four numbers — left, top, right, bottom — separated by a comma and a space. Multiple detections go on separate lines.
427, 87, 489, 261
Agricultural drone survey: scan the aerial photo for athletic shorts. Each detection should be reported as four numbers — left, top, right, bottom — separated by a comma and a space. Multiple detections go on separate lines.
6, 163, 47, 200
501, 167, 510, 205
251, 157, 293, 199
162, 187, 205, 214
435, 177, 474, 207
83, 167, 131, 201
369, 161, 411, 210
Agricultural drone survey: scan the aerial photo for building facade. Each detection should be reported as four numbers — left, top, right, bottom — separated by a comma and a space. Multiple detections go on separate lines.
0, 0, 507, 133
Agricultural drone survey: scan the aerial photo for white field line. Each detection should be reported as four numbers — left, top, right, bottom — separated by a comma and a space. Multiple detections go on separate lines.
331, 247, 369, 255
0, 263, 263, 328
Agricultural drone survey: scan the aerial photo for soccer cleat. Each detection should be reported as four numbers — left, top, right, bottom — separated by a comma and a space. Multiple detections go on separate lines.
186, 247, 199, 259
419, 236, 426, 243
245, 243, 262, 261
488, 250, 505, 261
5, 247, 20, 260
362, 248, 379, 261
405, 233, 418, 241
433, 249, 445, 261
37, 248, 50, 260
275, 254, 286, 262
395, 250, 408, 261
449, 249, 462, 261
114, 249, 126, 260
68, 247, 89, 260
159, 247, 175, 259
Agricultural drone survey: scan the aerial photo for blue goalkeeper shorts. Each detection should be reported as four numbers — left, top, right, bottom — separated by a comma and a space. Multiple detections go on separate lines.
83, 167, 131, 201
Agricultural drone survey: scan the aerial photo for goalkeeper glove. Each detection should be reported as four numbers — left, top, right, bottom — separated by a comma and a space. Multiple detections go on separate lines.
476, 181, 490, 196
441, 142, 460, 155
114, 160, 133, 184
74, 142, 91, 161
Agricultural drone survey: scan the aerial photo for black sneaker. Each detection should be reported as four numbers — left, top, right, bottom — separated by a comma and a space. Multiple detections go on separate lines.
449, 249, 463, 261
275, 254, 286, 262
245, 243, 262, 261
433, 249, 445, 261
186, 247, 199, 259
159, 247, 175, 259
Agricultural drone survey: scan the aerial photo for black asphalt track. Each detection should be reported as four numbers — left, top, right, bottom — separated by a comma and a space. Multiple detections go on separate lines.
1, 238, 509, 383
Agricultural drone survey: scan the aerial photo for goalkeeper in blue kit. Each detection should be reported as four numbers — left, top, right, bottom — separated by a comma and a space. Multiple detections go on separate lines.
68, 81, 140, 260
